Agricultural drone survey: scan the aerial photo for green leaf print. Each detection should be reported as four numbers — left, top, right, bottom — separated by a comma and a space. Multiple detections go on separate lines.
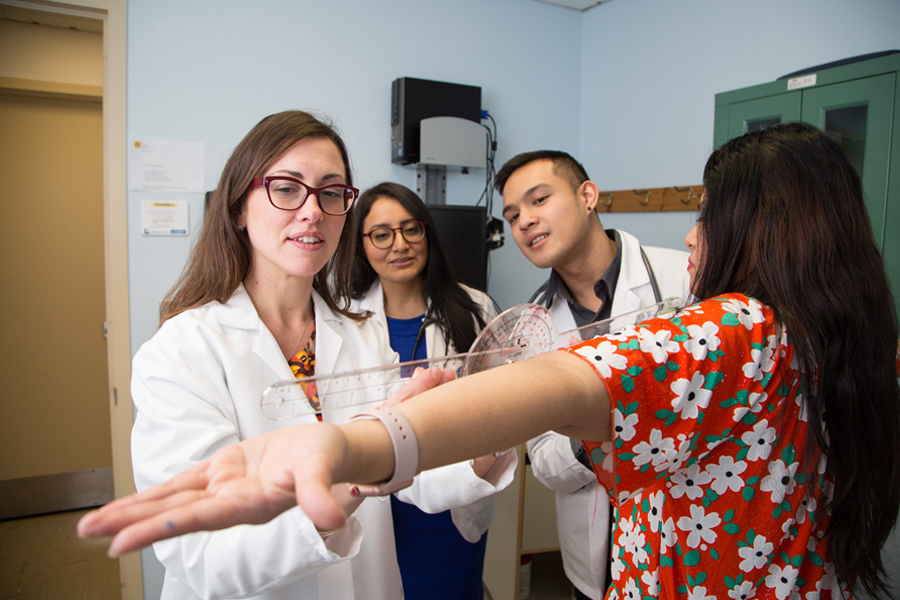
674, 334, 689, 342
723, 509, 735, 522
790, 555, 804, 568
654, 365, 668, 382
627, 366, 643, 377
655, 409, 674, 421
660, 554, 674, 568
781, 443, 796, 465
721, 312, 741, 327
704, 372, 724, 390
724, 523, 740, 535
809, 552, 824, 567
621, 375, 635, 393
683, 550, 701, 567
624, 401, 639, 415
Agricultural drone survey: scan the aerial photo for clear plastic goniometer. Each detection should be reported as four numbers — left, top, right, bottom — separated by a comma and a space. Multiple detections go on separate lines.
260, 296, 684, 420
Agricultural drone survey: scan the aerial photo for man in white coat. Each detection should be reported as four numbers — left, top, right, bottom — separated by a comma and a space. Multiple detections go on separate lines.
495, 150, 692, 600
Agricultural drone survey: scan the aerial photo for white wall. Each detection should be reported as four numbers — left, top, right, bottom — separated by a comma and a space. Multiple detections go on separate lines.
578, 0, 900, 252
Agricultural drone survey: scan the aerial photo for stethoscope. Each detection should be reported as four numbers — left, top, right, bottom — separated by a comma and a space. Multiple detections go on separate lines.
410, 311, 442, 360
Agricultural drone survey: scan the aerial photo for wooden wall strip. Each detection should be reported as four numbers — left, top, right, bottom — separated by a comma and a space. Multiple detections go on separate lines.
595, 185, 703, 213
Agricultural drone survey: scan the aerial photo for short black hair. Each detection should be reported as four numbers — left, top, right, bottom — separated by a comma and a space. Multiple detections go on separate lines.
494, 150, 590, 196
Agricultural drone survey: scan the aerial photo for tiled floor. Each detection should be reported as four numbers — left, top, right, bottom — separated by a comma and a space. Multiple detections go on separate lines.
0, 509, 120, 600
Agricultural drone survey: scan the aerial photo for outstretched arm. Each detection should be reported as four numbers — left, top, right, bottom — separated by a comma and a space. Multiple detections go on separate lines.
78, 351, 609, 555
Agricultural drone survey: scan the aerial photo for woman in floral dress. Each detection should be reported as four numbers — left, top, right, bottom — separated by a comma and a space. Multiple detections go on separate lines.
80, 123, 900, 599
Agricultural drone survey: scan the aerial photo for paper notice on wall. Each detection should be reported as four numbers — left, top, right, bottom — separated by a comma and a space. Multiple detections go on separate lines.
141, 200, 189, 236
131, 138, 204, 192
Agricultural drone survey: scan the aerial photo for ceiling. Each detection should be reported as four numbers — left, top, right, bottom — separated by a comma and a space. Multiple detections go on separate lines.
530, 0, 608, 11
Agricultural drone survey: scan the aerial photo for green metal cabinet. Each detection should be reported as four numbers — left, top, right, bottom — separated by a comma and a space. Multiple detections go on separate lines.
714, 53, 900, 316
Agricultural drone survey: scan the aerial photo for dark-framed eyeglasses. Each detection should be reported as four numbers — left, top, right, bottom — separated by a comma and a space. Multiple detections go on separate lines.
362, 221, 427, 249
249, 176, 359, 216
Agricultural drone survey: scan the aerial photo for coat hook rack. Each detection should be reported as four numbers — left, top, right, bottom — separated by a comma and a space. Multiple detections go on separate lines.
593, 185, 703, 213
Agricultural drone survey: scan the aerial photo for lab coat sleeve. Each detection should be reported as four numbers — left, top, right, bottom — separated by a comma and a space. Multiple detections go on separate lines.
394, 449, 517, 513
526, 432, 597, 494
130, 322, 361, 599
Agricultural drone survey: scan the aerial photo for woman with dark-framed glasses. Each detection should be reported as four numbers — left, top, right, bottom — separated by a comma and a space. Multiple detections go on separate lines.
350, 182, 510, 600
128, 111, 514, 600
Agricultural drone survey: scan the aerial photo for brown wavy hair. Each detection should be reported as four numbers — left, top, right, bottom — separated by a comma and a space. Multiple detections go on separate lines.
159, 110, 359, 324
695, 121, 900, 597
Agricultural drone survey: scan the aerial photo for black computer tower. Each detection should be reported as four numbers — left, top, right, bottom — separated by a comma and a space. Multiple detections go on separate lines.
427, 204, 488, 292
391, 77, 482, 165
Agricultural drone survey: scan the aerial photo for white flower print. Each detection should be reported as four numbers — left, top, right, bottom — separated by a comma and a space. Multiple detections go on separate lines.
684, 321, 721, 360
795, 494, 816, 525
729, 580, 758, 600
742, 338, 777, 381
659, 516, 678, 551
733, 391, 766, 423
617, 516, 649, 565
641, 569, 659, 596
706, 455, 748, 494
638, 327, 679, 364
766, 563, 800, 600
658, 434, 694, 474
724, 297, 765, 330
646, 490, 665, 533
622, 578, 640, 600
740, 419, 777, 461
670, 463, 712, 500
676, 503, 721, 548
760, 459, 799, 504
688, 585, 716, 600
610, 550, 626, 580
739, 533, 773, 572
804, 580, 822, 600
781, 517, 797, 541
614, 409, 639, 441
633, 428, 676, 468
819, 561, 843, 598
574, 340, 627, 378
670, 371, 712, 420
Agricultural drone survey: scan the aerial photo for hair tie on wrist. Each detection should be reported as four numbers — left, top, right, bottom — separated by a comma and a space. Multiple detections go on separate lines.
346, 407, 418, 496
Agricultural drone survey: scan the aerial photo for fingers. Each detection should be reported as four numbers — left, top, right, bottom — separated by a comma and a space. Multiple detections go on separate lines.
380, 367, 457, 407
106, 494, 279, 557
77, 462, 213, 539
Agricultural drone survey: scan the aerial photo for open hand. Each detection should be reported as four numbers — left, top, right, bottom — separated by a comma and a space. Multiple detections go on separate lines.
77, 366, 455, 556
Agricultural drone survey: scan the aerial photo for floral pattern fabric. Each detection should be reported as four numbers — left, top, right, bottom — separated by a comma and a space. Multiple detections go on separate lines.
568, 294, 848, 600
289, 326, 322, 422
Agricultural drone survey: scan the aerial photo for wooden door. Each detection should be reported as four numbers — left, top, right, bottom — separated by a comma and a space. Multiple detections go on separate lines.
0, 90, 111, 504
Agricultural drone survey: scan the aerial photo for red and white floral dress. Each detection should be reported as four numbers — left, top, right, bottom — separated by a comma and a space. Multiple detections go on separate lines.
568, 293, 849, 600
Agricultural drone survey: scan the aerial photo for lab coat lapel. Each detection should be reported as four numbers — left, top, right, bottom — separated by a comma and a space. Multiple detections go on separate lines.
214, 284, 296, 381
310, 291, 341, 399
608, 229, 652, 317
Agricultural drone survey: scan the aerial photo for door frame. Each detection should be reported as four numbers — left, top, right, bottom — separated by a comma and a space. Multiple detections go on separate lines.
2, 0, 137, 597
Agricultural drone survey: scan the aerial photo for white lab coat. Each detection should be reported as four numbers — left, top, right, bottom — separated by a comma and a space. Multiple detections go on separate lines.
525, 230, 691, 599
352, 280, 516, 543
131, 284, 515, 600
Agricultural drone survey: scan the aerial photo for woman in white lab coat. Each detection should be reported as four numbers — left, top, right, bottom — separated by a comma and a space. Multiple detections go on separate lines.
130, 111, 514, 600
350, 182, 510, 600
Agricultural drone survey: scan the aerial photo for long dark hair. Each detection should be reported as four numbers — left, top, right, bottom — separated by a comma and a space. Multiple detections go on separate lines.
694, 122, 900, 597
351, 182, 488, 353
160, 110, 359, 324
